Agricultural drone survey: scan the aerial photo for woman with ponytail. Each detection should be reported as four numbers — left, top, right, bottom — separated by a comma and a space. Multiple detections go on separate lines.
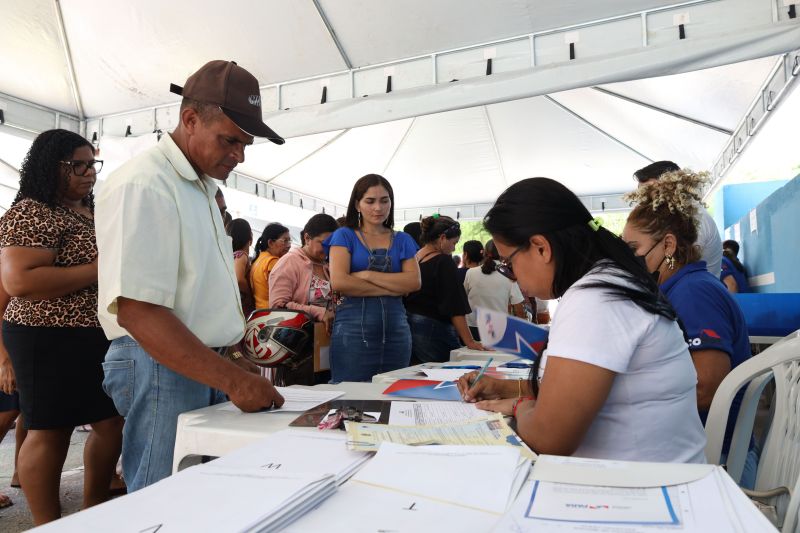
404, 215, 483, 363
457, 177, 706, 463
250, 223, 291, 309
463, 239, 526, 340
623, 170, 755, 484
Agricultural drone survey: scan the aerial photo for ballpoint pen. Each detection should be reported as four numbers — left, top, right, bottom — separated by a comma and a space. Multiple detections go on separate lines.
469, 357, 493, 392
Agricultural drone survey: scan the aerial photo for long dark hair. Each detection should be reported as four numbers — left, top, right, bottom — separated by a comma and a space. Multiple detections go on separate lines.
16, 129, 95, 209
481, 240, 499, 275
344, 174, 395, 229
227, 218, 252, 252
254, 223, 289, 254
484, 177, 677, 318
301, 213, 338, 245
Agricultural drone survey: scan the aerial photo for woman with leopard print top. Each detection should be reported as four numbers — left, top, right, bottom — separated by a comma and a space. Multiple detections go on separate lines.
0, 129, 123, 526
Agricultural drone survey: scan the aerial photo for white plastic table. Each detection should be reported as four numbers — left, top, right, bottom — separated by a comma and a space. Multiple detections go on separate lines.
449, 347, 519, 362
172, 382, 387, 473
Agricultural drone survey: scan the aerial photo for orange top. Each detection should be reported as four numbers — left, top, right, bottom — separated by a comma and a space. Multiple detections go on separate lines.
250, 251, 280, 309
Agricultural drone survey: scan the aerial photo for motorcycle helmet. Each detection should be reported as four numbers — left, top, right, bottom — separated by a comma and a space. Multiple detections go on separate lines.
243, 309, 313, 367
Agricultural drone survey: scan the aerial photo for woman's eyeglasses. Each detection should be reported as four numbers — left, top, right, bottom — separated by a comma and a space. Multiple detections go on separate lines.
496, 245, 525, 281
60, 159, 103, 176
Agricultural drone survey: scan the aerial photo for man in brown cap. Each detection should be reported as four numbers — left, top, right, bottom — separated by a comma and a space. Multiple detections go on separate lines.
95, 61, 285, 491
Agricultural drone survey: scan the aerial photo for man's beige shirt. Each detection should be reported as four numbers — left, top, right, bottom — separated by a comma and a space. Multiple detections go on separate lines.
96, 133, 244, 347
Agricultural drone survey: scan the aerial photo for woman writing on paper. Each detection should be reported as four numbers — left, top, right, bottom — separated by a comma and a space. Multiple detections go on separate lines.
457, 177, 707, 463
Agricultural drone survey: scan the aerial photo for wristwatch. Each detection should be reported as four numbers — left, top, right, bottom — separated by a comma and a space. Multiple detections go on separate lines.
229, 350, 244, 361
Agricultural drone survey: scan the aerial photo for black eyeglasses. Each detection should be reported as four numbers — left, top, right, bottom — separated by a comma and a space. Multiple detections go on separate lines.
496, 245, 526, 281
60, 159, 103, 176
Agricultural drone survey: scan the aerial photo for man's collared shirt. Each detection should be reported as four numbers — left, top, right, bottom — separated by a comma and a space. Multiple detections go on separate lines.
96, 133, 244, 347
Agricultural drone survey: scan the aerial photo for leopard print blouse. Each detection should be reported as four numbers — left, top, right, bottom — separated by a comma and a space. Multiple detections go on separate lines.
0, 198, 100, 327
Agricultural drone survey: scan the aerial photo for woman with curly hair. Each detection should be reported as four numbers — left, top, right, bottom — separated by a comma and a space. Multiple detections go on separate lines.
0, 129, 123, 524
622, 169, 755, 484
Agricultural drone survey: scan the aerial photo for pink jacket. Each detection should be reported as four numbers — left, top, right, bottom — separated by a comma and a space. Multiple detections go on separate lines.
268, 246, 329, 321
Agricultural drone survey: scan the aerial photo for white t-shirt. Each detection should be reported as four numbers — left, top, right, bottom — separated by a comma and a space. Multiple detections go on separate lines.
463, 265, 524, 328
539, 263, 707, 463
698, 208, 722, 277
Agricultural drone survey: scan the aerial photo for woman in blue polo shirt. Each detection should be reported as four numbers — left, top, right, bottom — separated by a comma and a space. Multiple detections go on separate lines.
622, 169, 756, 486
327, 174, 420, 382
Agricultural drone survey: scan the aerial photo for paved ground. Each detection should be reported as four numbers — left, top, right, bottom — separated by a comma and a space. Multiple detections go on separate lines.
0, 428, 91, 532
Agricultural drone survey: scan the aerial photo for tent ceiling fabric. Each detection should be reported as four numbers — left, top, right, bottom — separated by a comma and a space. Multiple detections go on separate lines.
316, 0, 683, 68
233, 56, 779, 208
1, 1, 797, 211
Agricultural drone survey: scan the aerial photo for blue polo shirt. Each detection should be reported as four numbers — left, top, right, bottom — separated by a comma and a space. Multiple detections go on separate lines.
720, 256, 750, 293
661, 261, 751, 453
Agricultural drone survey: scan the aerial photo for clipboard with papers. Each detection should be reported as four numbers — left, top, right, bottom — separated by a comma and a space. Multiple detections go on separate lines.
494, 455, 778, 532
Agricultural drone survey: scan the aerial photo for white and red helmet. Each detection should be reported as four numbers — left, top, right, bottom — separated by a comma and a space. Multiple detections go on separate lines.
243, 309, 313, 367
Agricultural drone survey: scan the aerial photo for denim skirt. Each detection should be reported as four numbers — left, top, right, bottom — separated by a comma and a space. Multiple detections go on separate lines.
330, 296, 411, 382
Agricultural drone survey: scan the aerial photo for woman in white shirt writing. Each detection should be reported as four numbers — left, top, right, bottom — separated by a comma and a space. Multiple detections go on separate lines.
457, 177, 707, 463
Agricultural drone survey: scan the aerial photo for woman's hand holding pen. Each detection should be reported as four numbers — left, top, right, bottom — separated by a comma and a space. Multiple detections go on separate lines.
456, 372, 506, 402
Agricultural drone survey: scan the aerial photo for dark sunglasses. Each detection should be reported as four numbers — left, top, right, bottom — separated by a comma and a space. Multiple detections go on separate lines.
496, 245, 526, 281
60, 159, 103, 176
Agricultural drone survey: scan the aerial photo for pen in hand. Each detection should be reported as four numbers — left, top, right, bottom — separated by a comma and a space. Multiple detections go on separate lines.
466, 357, 493, 399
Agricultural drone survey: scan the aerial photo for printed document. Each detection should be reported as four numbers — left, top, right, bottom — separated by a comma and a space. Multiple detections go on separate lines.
526, 482, 678, 525
388, 401, 491, 426
345, 413, 536, 459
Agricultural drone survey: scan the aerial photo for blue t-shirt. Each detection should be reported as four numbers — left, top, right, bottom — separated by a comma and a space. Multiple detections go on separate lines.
326, 227, 418, 274
661, 261, 751, 452
720, 256, 749, 293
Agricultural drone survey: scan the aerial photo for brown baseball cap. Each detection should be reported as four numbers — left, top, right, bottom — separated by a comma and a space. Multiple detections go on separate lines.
170, 60, 284, 145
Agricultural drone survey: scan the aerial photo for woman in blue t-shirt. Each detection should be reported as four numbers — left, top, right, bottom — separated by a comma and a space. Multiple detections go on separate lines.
622, 169, 756, 487
327, 174, 420, 382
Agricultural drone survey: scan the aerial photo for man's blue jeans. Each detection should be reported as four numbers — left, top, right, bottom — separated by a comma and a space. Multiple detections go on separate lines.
101, 336, 226, 492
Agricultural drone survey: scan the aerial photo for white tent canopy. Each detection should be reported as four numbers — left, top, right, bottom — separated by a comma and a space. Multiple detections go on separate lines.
1, 0, 799, 214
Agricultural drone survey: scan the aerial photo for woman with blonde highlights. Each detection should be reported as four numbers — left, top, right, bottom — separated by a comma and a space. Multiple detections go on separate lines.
622, 169, 756, 485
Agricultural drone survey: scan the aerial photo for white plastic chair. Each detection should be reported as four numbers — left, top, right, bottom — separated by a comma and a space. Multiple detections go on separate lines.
705, 329, 800, 532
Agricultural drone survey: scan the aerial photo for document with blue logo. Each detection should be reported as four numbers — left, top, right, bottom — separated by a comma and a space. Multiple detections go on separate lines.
525, 481, 678, 525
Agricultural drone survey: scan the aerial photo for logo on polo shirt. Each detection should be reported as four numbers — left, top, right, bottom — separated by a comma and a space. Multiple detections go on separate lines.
688, 329, 722, 347
248, 95, 261, 106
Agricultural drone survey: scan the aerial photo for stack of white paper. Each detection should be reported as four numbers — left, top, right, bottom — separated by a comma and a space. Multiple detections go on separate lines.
33, 429, 373, 532
213, 428, 372, 484
32, 465, 336, 532
284, 443, 531, 532
492, 455, 778, 533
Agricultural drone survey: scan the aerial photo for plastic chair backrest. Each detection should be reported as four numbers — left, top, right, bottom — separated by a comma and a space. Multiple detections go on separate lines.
705, 330, 800, 531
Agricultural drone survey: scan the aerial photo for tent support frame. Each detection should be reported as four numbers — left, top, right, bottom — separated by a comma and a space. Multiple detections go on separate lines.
53, 0, 85, 119
591, 87, 733, 135
544, 95, 654, 164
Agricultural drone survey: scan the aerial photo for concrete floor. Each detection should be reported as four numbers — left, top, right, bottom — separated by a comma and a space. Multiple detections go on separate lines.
0, 427, 91, 532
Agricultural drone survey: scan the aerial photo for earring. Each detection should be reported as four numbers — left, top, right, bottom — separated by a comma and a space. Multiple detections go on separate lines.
357, 211, 362, 225
666, 255, 676, 270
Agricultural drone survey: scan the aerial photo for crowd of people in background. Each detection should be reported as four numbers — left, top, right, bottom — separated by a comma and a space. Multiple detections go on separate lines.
0, 58, 759, 526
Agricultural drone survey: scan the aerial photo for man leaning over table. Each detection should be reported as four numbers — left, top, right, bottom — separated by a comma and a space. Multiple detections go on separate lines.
95, 61, 285, 492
